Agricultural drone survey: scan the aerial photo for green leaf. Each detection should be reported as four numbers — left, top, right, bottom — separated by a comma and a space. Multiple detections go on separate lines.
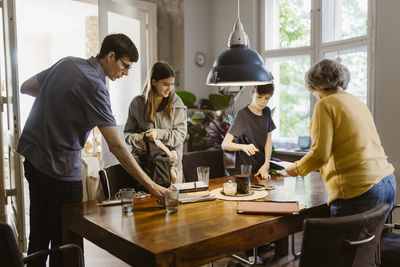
190, 111, 206, 124
176, 91, 196, 108
209, 94, 230, 110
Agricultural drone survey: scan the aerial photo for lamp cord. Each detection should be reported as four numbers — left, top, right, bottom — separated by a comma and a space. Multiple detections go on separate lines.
237, 0, 240, 19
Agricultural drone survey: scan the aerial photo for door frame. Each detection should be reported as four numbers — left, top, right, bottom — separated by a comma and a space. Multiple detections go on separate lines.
1, 0, 26, 250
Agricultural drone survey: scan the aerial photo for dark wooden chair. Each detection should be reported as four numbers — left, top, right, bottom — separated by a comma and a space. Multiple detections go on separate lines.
378, 203, 400, 267
0, 222, 83, 267
300, 203, 389, 267
99, 164, 141, 198
182, 149, 227, 182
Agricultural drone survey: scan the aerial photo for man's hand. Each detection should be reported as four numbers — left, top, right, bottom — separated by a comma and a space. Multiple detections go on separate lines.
241, 144, 259, 156
256, 163, 271, 180
285, 163, 298, 177
145, 129, 158, 142
148, 183, 167, 201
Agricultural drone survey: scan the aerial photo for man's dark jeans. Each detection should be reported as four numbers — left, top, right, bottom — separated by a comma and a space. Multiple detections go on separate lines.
24, 160, 82, 267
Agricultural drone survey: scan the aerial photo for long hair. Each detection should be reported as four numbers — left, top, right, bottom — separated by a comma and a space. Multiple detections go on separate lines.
141, 62, 175, 123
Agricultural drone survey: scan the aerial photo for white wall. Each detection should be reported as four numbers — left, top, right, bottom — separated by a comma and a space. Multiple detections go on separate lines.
184, 0, 258, 109
184, 0, 212, 102
375, 0, 400, 205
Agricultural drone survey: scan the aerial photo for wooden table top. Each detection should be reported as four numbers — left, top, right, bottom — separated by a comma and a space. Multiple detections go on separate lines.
62, 172, 328, 267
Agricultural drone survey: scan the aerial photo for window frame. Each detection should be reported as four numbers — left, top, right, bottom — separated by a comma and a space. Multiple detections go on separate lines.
259, 0, 376, 143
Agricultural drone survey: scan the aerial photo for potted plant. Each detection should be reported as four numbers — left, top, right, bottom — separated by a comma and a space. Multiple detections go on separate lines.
176, 87, 246, 152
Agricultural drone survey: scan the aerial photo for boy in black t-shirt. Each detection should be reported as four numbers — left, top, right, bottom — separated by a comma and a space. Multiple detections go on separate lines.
222, 83, 275, 179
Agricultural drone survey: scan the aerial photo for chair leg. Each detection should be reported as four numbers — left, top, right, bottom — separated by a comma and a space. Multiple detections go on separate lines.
291, 234, 301, 259
376, 241, 382, 266
231, 247, 258, 266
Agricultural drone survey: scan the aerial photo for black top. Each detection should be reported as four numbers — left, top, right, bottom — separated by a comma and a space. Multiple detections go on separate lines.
228, 106, 276, 170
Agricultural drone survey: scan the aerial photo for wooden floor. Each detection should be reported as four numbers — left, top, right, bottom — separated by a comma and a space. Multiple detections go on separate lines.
83, 233, 302, 267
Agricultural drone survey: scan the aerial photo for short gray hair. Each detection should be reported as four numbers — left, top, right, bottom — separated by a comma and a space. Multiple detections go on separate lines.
305, 59, 351, 91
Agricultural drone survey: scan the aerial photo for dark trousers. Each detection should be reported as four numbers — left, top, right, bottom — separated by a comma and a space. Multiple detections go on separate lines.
24, 160, 82, 267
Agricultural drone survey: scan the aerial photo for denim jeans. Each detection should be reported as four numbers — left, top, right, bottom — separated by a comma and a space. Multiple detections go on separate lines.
330, 173, 396, 217
24, 160, 82, 267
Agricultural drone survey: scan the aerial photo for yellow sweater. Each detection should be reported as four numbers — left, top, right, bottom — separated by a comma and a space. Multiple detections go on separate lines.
296, 93, 394, 204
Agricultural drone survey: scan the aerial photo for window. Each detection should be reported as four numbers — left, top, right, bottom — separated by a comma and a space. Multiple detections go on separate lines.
261, 0, 373, 146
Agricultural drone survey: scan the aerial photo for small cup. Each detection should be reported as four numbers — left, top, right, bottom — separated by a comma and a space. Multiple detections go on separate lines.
197, 166, 210, 186
235, 174, 250, 194
223, 180, 237, 195
164, 186, 179, 214
241, 164, 252, 176
118, 188, 135, 213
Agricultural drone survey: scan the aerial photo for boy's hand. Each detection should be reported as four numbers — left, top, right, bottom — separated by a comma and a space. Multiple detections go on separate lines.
256, 163, 271, 180
285, 163, 298, 177
242, 144, 259, 156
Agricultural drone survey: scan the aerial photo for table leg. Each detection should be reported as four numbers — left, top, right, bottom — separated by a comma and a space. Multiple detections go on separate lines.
274, 237, 289, 257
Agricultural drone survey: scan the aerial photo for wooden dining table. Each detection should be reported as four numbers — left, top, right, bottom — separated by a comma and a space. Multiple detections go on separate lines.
62, 172, 329, 267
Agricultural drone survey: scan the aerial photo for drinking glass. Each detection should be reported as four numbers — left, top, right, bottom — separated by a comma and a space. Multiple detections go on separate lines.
165, 186, 179, 214
118, 188, 135, 213
241, 164, 252, 176
197, 166, 210, 186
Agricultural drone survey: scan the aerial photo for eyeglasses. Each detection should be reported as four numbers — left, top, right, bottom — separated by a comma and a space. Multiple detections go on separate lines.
118, 58, 132, 71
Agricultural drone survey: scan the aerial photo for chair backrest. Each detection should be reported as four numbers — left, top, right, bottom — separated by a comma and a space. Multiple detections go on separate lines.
182, 149, 226, 182
300, 203, 389, 267
99, 164, 141, 198
0, 222, 24, 267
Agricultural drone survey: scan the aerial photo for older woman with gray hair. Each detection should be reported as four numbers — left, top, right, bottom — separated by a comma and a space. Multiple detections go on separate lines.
286, 59, 396, 218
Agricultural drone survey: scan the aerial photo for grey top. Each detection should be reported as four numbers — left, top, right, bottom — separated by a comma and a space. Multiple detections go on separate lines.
17, 56, 116, 181
228, 106, 276, 169
123, 94, 187, 171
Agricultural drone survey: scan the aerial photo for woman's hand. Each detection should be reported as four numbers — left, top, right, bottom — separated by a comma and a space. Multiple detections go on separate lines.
285, 163, 298, 177
145, 129, 158, 142
241, 144, 259, 156
256, 163, 271, 180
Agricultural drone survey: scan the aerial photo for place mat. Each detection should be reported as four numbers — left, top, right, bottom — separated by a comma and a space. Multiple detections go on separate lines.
211, 188, 268, 201
221, 190, 254, 197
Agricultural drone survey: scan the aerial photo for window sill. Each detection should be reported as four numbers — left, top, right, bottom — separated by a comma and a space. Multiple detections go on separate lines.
274, 148, 309, 157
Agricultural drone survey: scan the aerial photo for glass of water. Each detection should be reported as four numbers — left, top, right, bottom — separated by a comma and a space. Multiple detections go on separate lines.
164, 186, 179, 214
241, 164, 252, 177
118, 188, 135, 213
197, 166, 210, 186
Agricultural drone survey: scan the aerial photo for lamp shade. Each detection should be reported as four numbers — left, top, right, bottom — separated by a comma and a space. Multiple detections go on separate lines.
206, 45, 273, 86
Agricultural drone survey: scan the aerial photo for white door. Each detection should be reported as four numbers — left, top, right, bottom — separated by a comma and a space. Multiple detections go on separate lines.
98, 0, 157, 126
1, 0, 26, 250
98, 0, 157, 168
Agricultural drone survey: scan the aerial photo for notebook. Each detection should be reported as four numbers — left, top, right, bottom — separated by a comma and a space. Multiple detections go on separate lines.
236, 201, 300, 215
174, 181, 208, 193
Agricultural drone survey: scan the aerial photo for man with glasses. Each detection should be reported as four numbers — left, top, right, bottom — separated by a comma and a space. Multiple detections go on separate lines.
17, 33, 167, 267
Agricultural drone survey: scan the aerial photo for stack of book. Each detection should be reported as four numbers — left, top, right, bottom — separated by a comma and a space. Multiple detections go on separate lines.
174, 181, 216, 203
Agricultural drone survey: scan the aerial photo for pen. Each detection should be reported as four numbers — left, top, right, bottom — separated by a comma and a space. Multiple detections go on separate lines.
260, 200, 299, 203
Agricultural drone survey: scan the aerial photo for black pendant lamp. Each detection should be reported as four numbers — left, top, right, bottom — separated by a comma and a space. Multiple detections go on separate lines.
206, 0, 273, 86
